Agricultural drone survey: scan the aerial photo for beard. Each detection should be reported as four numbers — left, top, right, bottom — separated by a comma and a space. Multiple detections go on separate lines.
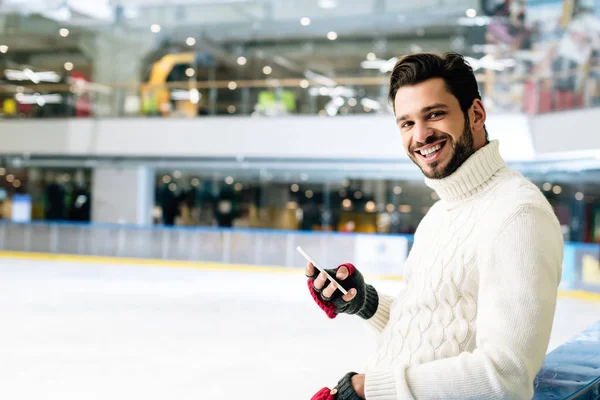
410, 116, 476, 180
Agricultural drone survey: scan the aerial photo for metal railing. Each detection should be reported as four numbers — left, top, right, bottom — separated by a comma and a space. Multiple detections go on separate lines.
0, 220, 413, 276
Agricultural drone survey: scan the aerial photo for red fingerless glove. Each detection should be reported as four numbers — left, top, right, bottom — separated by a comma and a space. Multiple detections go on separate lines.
307, 263, 356, 319
311, 387, 336, 400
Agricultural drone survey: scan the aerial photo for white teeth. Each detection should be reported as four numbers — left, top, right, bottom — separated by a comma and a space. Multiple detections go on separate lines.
420, 144, 441, 156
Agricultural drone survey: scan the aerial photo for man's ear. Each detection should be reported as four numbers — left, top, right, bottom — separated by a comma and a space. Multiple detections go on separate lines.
470, 98, 486, 132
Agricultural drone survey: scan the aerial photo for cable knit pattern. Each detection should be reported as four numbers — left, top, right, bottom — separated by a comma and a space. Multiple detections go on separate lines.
363, 140, 564, 399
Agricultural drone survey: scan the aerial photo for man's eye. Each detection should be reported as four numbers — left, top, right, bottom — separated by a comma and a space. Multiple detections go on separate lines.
401, 121, 413, 128
428, 111, 445, 119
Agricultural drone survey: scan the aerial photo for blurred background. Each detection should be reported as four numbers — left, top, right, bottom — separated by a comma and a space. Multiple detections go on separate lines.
0, 1, 599, 399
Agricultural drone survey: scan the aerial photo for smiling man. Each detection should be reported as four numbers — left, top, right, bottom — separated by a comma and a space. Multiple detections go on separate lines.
307, 53, 564, 399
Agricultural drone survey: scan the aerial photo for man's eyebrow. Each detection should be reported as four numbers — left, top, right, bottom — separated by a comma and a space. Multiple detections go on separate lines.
395, 103, 449, 123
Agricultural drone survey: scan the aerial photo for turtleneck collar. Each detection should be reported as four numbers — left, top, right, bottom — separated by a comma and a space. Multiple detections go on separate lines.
425, 140, 506, 206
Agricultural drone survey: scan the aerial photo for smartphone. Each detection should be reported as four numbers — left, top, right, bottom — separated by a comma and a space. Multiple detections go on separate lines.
296, 246, 348, 295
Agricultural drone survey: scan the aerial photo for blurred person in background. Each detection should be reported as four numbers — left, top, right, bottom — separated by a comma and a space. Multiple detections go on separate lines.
305, 52, 563, 400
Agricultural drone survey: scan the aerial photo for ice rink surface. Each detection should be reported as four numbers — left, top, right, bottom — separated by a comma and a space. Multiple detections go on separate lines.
0, 258, 598, 400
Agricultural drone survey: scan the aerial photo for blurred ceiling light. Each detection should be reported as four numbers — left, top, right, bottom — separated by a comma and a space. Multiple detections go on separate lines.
421, 206, 430, 214
318, 110, 326, 117
227, 105, 236, 114
386, 203, 395, 213
327, 31, 338, 41
162, 175, 171, 184
366, 52, 376, 61
464, 55, 516, 71
300, 17, 311, 26
13, 179, 21, 188
300, 79, 309, 88
361, 57, 399, 72
0, 168, 5, 175
287, 201, 298, 209
318, 0, 337, 9
15, 93, 62, 105
173, 170, 181, 179
365, 201, 376, 212
168, 183, 177, 192
363, 106, 372, 112
59, 28, 69, 37
191, 178, 200, 187
228, 81, 237, 90
305, 190, 314, 199
0, 45, 8, 53
342, 179, 350, 187
360, 98, 381, 110
300, 173, 308, 181
342, 199, 352, 208
552, 185, 562, 194
291, 184, 299, 192
393, 186, 402, 194
150, 24, 161, 33
348, 98, 357, 107
542, 182, 552, 191
262, 66, 272, 75
189, 88, 200, 104
237, 56, 247, 66
186, 37, 196, 46
466, 8, 477, 17
354, 191, 363, 199
431, 192, 440, 200
575, 192, 584, 201
64, 62, 73, 71
185, 68, 194, 77
6, 174, 14, 183
319, 87, 329, 96
234, 182, 243, 191
399, 205, 412, 213
225, 176, 234, 185
5, 69, 61, 83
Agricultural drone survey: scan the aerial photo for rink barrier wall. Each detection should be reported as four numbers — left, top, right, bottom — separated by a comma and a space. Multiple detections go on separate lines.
0, 220, 599, 301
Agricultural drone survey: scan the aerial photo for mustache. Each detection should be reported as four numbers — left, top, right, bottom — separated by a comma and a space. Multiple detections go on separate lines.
409, 134, 449, 152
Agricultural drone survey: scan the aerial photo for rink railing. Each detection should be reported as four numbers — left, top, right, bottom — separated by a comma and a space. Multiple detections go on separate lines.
0, 220, 599, 294
0, 220, 413, 277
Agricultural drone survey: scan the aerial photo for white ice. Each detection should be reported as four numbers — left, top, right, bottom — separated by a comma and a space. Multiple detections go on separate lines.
0, 259, 598, 400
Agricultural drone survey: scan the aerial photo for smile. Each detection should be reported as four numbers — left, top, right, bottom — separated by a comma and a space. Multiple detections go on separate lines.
415, 140, 447, 162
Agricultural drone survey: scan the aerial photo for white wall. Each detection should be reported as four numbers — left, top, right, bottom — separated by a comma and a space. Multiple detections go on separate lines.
528, 108, 600, 155
0, 113, 537, 161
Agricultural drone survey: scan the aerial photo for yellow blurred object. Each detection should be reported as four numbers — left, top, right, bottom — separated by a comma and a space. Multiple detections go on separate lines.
141, 52, 197, 117
3, 98, 17, 116
338, 212, 377, 233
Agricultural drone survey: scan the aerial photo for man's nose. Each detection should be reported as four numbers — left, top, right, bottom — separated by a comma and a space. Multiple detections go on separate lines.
413, 122, 434, 145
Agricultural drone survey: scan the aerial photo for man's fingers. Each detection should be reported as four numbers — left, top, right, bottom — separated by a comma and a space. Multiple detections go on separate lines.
321, 280, 338, 299
342, 288, 357, 302
313, 271, 327, 290
336, 266, 349, 280
306, 262, 315, 277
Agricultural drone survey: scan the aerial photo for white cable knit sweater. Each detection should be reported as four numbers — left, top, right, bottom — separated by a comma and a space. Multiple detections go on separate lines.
363, 140, 564, 400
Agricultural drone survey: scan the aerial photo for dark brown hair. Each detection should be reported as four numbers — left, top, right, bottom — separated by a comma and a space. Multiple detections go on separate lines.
388, 52, 481, 114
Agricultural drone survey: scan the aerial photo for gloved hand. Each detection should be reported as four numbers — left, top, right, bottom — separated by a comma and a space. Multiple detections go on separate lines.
306, 262, 378, 320
310, 372, 364, 400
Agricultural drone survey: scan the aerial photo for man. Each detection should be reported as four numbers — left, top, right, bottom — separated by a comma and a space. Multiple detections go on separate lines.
307, 52, 563, 400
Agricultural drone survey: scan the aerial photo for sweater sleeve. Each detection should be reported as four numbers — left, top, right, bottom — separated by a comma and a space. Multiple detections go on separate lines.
364, 205, 563, 399
364, 291, 395, 333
